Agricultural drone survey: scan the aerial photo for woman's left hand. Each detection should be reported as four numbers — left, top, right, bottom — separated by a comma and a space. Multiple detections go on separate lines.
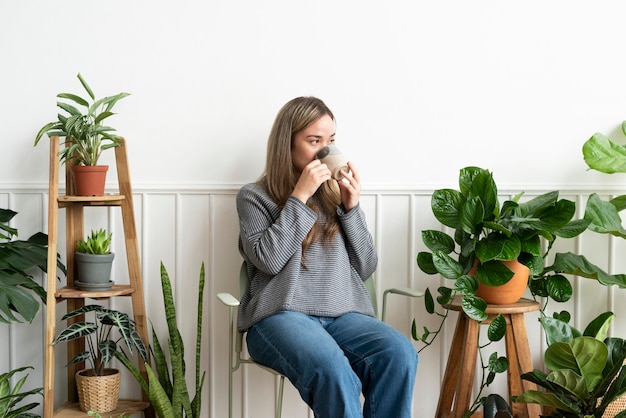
337, 161, 361, 212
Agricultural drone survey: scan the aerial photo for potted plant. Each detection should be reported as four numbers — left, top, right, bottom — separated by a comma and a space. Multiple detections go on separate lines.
416, 166, 591, 321
413, 166, 626, 416
74, 229, 114, 291
1, 207, 65, 323
52, 304, 148, 413
34, 73, 129, 196
116, 262, 206, 418
512, 312, 626, 417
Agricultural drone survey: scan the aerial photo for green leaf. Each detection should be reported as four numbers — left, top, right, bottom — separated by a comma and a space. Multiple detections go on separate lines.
547, 369, 589, 400
512, 390, 580, 413
417, 252, 437, 275
476, 233, 520, 262
546, 274, 572, 303
583, 132, 626, 174
555, 219, 590, 239
432, 251, 464, 279
540, 317, 581, 345
461, 295, 487, 321
488, 352, 508, 373
487, 314, 506, 342
584, 193, 626, 239
582, 311, 614, 340
460, 196, 484, 235
421, 230, 455, 253
436, 286, 453, 305
548, 252, 626, 288
545, 337, 607, 393
424, 288, 435, 314
475, 260, 516, 286
453, 274, 479, 294
432, 189, 464, 229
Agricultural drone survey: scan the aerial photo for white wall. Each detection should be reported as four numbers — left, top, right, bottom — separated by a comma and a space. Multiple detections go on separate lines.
2, 1, 626, 417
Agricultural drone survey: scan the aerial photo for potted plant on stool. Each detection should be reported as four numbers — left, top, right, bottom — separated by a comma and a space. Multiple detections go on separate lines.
75, 229, 114, 291
34, 73, 129, 196
52, 304, 148, 413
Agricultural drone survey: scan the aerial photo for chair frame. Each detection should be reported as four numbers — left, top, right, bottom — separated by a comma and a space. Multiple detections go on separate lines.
217, 263, 423, 418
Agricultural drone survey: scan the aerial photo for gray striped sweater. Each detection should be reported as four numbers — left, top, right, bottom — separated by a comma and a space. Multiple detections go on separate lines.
236, 182, 378, 331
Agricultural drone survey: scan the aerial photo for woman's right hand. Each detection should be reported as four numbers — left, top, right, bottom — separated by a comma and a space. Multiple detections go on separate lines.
291, 159, 331, 203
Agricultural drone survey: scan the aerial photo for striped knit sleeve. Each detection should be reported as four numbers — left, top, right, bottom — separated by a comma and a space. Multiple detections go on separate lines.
337, 204, 378, 279
236, 183, 317, 275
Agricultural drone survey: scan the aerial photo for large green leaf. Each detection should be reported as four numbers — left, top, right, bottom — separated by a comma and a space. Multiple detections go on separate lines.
475, 260, 516, 286
421, 230, 455, 253
460, 196, 485, 235
582, 132, 626, 174
432, 251, 464, 279
432, 189, 464, 229
582, 311, 614, 340
540, 317, 581, 346
545, 337, 607, 394
461, 295, 488, 321
512, 390, 580, 413
545, 274, 572, 303
475, 233, 520, 262
548, 252, 626, 288
0, 273, 41, 324
584, 193, 626, 239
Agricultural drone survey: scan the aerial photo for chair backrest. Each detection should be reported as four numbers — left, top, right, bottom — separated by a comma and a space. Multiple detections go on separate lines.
239, 262, 378, 316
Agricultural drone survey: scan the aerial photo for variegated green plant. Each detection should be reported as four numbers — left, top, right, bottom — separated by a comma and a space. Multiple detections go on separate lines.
33, 73, 129, 167
116, 262, 206, 418
52, 305, 148, 376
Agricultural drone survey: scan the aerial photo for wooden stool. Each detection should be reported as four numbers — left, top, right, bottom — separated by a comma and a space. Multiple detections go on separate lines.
435, 296, 542, 418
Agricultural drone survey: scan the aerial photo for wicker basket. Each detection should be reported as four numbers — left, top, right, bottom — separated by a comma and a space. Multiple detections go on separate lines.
603, 394, 626, 418
75, 368, 121, 413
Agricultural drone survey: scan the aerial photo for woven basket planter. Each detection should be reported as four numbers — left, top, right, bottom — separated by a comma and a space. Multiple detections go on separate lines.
603, 394, 626, 418
75, 368, 121, 413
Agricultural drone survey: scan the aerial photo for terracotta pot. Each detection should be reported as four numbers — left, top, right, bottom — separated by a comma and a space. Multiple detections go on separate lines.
75, 368, 121, 413
70, 165, 108, 196
473, 259, 529, 304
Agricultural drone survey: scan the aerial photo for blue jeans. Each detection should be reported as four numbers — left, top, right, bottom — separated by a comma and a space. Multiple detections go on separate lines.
246, 311, 418, 418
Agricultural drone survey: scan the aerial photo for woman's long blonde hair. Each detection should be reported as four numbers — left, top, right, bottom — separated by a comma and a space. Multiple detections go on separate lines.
261, 97, 341, 252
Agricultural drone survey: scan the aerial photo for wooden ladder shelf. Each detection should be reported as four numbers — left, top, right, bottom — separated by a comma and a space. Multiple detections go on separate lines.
43, 137, 152, 417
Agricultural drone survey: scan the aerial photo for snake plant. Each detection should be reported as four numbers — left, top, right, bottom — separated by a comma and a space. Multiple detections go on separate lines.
117, 262, 206, 418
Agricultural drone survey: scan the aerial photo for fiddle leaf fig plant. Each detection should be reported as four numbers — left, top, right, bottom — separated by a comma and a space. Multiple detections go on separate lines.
513, 312, 626, 417
34, 73, 129, 166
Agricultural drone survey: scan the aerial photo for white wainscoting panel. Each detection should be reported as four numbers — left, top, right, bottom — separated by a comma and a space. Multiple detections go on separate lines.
1, 187, 625, 418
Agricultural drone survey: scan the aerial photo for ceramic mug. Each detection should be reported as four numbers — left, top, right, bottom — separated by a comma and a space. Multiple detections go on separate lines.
317, 144, 349, 180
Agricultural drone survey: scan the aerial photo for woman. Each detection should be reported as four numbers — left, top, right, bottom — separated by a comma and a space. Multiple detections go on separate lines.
236, 96, 417, 418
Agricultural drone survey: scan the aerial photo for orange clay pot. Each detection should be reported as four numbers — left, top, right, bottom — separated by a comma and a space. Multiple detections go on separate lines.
473, 259, 530, 305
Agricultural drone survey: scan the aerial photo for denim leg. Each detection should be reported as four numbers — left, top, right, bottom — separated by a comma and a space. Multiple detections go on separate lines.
246, 311, 363, 418
326, 313, 418, 418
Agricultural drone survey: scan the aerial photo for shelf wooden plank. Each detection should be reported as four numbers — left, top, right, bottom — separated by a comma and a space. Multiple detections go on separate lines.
55, 284, 136, 300
53, 399, 150, 418
58, 195, 125, 208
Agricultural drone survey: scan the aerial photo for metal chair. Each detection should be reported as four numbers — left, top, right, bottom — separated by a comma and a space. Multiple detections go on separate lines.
217, 262, 424, 418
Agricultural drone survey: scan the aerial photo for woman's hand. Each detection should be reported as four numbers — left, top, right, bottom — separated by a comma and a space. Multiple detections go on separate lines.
291, 159, 332, 204
338, 161, 361, 212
